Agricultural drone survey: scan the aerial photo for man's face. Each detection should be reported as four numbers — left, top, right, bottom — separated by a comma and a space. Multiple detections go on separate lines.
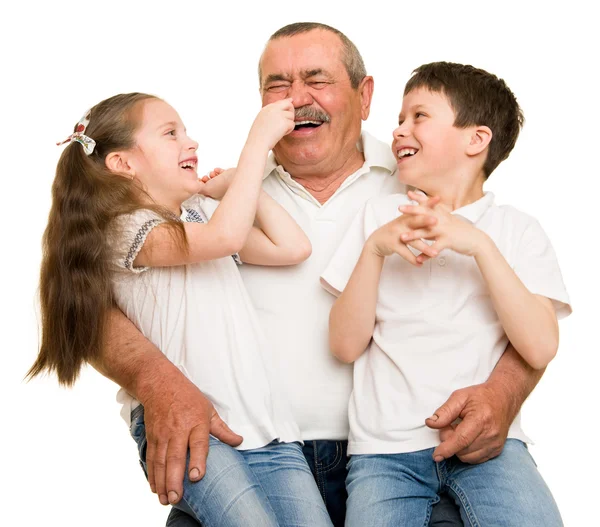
260, 30, 371, 173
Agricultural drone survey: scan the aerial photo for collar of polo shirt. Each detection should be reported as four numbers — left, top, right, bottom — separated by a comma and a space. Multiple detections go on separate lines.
409, 190, 495, 225
265, 131, 397, 180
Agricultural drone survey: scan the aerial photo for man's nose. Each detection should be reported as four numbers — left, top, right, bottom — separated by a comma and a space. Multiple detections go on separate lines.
289, 81, 313, 108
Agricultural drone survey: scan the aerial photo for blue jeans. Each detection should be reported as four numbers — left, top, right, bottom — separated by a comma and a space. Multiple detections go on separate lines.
345, 439, 562, 527
167, 439, 463, 527
130, 406, 332, 526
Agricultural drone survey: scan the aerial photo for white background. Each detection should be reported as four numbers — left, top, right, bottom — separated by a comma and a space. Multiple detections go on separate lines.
2, 1, 598, 525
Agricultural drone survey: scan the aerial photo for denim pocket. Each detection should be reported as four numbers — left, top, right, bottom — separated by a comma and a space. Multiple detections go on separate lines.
129, 405, 148, 478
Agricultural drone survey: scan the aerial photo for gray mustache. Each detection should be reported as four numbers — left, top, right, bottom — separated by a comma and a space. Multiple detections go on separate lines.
294, 106, 331, 123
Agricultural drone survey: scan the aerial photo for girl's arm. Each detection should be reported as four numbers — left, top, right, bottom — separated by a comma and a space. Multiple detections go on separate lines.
238, 190, 311, 266
134, 99, 295, 268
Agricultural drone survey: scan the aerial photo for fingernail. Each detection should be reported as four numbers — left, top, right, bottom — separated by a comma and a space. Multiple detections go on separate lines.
434, 455, 444, 463
159, 494, 169, 505
168, 491, 179, 504
428, 414, 439, 422
189, 468, 200, 480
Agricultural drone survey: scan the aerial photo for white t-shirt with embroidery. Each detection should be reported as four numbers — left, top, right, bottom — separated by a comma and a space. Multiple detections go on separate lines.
321, 192, 572, 455
108, 195, 300, 450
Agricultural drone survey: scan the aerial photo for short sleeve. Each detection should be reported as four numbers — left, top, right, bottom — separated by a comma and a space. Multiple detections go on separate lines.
320, 201, 381, 297
514, 220, 571, 319
108, 210, 165, 273
181, 195, 242, 266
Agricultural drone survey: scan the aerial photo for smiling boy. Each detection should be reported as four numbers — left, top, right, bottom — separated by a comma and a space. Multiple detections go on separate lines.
321, 62, 571, 526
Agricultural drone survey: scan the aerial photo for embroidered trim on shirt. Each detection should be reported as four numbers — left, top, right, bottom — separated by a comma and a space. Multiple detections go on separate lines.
123, 219, 162, 271
184, 208, 242, 265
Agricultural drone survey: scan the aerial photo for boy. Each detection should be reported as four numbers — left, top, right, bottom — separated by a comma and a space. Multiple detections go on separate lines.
320, 62, 571, 526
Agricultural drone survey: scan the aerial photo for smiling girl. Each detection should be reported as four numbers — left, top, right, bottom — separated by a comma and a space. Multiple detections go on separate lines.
29, 92, 332, 526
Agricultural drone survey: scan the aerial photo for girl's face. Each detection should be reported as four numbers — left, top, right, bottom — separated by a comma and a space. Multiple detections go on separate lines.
128, 99, 200, 212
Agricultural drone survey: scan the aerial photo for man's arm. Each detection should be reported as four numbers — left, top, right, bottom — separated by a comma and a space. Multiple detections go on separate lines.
425, 342, 543, 464
92, 309, 242, 505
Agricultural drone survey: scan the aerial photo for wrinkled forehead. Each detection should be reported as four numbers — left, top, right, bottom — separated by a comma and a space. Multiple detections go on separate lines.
259, 31, 346, 84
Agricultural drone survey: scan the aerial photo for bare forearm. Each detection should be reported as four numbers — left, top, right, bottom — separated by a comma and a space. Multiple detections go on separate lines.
210, 139, 270, 249
253, 191, 311, 259
475, 234, 558, 369
91, 308, 192, 405
329, 244, 383, 363
487, 341, 544, 419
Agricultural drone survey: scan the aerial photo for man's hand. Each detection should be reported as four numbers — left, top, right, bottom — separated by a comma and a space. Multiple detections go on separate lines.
425, 382, 513, 464
143, 378, 243, 506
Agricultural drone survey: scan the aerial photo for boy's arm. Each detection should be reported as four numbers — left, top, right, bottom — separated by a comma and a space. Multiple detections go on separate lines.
426, 341, 543, 463
473, 235, 558, 369
91, 308, 242, 506
400, 195, 559, 370
328, 211, 439, 363
328, 243, 385, 363
238, 190, 312, 266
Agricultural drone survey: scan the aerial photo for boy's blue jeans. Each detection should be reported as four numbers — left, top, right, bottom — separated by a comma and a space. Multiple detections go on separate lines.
130, 405, 332, 527
345, 439, 562, 527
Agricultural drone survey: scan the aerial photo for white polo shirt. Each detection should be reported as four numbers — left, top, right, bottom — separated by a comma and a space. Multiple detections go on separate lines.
321, 192, 572, 455
239, 131, 403, 440
109, 195, 300, 450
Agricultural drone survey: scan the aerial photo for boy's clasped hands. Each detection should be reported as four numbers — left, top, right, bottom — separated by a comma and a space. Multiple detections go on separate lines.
368, 190, 490, 266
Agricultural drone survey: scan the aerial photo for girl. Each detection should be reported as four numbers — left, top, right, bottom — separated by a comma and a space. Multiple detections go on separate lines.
29, 92, 332, 527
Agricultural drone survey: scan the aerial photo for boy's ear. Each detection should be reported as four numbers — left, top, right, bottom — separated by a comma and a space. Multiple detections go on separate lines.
105, 151, 135, 178
466, 125, 492, 157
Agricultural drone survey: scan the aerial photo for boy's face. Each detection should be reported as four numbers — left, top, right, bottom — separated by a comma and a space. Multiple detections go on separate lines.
392, 88, 469, 191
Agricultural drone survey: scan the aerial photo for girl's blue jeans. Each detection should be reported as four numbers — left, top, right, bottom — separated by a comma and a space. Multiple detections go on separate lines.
130, 405, 332, 527
345, 439, 562, 527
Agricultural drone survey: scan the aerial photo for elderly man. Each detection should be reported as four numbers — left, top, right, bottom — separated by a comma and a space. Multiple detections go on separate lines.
95, 23, 544, 526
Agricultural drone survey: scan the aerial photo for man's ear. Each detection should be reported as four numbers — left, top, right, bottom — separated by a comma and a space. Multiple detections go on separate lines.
466, 126, 492, 157
105, 151, 135, 178
359, 76, 375, 121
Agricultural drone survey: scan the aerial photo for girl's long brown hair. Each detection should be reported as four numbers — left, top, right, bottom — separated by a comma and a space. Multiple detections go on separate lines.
28, 93, 186, 386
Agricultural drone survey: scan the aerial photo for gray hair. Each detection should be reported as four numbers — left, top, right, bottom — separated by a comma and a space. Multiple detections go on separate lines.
259, 22, 367, 89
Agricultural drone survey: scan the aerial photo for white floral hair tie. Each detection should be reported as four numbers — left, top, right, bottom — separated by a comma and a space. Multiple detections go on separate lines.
56, 110, 96, 155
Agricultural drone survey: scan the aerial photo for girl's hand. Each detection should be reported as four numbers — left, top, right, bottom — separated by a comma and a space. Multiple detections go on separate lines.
399, 190, 487, 263
247, 99, 295, 151
198, 167, 236, 200
200, 167, 225, 183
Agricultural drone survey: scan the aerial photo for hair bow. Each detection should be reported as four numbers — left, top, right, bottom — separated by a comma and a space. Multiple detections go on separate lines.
57, 110, 96, 155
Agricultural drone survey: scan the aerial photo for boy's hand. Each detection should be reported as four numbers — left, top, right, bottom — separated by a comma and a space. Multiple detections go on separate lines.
199, 167, 236, 200
366, 196, 441, 266
399, 190, 487, 263
248, 99, 295, 151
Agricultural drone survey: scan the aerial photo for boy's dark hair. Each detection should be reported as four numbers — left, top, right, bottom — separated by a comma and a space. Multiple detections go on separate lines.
405, 62, 524, 178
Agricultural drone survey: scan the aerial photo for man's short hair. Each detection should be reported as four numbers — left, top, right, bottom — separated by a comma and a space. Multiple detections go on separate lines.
405, 62, 524, 178
260, 22, 367, 89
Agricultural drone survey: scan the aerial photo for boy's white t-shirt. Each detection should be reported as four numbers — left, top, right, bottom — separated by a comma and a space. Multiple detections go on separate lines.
108, 195, 301, 450
321, 192, 572, 455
